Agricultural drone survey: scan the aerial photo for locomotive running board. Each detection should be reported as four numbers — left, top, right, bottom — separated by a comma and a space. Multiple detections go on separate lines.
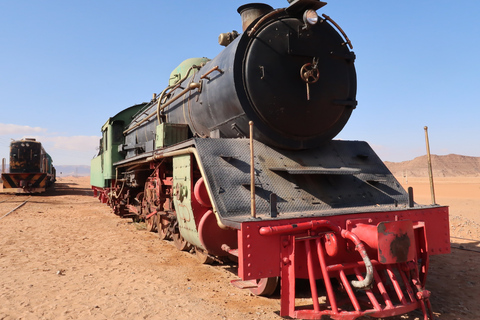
189, 138, 411, 228
269, 167, 361, 175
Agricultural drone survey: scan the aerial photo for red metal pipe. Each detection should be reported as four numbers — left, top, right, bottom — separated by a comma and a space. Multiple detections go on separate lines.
398, 266, 417, 302
315, 238, 339, 313
260, 220, 375, 289
305, 240, 320, 312
338, 269, 361, 312
373, 268, 394, 309
259, 220, 341, 236
354, 267, 382, 311
386, 266, 407, 305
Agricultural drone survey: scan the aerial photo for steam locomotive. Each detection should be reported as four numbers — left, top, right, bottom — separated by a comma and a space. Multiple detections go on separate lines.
1, 138, 56, 193
90, 1, 450, 319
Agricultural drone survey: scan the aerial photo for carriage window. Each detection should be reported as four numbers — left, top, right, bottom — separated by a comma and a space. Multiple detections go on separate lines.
98, 138, 104, 155
103, 129, 108, 151
112, 122, 124, 144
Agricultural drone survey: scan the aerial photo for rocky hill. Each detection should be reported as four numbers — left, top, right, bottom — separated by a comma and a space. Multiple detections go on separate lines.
384, 154, 480, 178
6, 155, 478, 179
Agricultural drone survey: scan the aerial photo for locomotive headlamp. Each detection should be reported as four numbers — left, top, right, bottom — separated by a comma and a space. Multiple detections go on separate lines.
303, 9, 319, 26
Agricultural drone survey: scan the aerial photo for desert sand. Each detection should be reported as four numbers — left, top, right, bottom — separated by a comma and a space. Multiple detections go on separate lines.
1, 175, 479, 320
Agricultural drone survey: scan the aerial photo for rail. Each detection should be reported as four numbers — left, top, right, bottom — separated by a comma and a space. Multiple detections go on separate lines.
0, 196, 31, 221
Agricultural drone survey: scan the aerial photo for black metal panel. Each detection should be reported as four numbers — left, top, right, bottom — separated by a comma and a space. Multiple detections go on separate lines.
9, 141, 42, 173
193, 139, 409, 227
124, 109, 159, 159
244, 17, 356, 145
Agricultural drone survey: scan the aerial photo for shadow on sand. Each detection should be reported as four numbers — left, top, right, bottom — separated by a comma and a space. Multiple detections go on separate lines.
42, 182, 93, 197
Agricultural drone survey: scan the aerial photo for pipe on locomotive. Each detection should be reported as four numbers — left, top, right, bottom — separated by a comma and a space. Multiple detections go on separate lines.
259, 220, 374, 289
123, 65, 202, 135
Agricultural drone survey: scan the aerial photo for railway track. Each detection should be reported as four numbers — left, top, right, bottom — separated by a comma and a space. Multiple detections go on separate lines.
0, 195, 31, 220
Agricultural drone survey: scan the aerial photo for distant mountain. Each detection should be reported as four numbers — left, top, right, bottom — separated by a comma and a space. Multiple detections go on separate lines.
12, 154, 480, 178
385, 154, 480, 177
55, 165, 90, 177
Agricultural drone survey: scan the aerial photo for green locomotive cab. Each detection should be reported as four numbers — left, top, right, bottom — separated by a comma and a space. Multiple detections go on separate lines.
90, 103, 147, 190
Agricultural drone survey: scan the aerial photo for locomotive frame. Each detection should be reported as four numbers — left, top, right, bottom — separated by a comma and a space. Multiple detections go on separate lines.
90, 1, 450, 319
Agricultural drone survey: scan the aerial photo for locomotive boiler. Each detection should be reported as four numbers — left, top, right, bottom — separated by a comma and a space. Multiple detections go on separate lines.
1, 138, 56, 193
91, 1, 450, 319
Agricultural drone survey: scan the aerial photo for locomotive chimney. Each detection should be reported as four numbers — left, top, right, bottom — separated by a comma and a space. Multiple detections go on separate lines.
237, 3, 274, 32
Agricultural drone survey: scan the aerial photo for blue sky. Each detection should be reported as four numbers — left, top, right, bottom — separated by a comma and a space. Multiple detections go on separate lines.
1, 1, 479, 165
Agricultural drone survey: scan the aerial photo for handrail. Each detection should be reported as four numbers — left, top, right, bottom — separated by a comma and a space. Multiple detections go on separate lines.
123, 65, 200, 135
322, 14, 353, 49
200, 65, 223, 80
247, 8, 284, 37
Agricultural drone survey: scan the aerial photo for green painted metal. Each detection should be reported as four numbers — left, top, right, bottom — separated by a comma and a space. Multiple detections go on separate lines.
168, 57, 211, 86
172, 154, 203, 249
90, 155, 105, 187
90, 103, 147, 188
155, 123, 189, 149
45, 153, 53, 174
